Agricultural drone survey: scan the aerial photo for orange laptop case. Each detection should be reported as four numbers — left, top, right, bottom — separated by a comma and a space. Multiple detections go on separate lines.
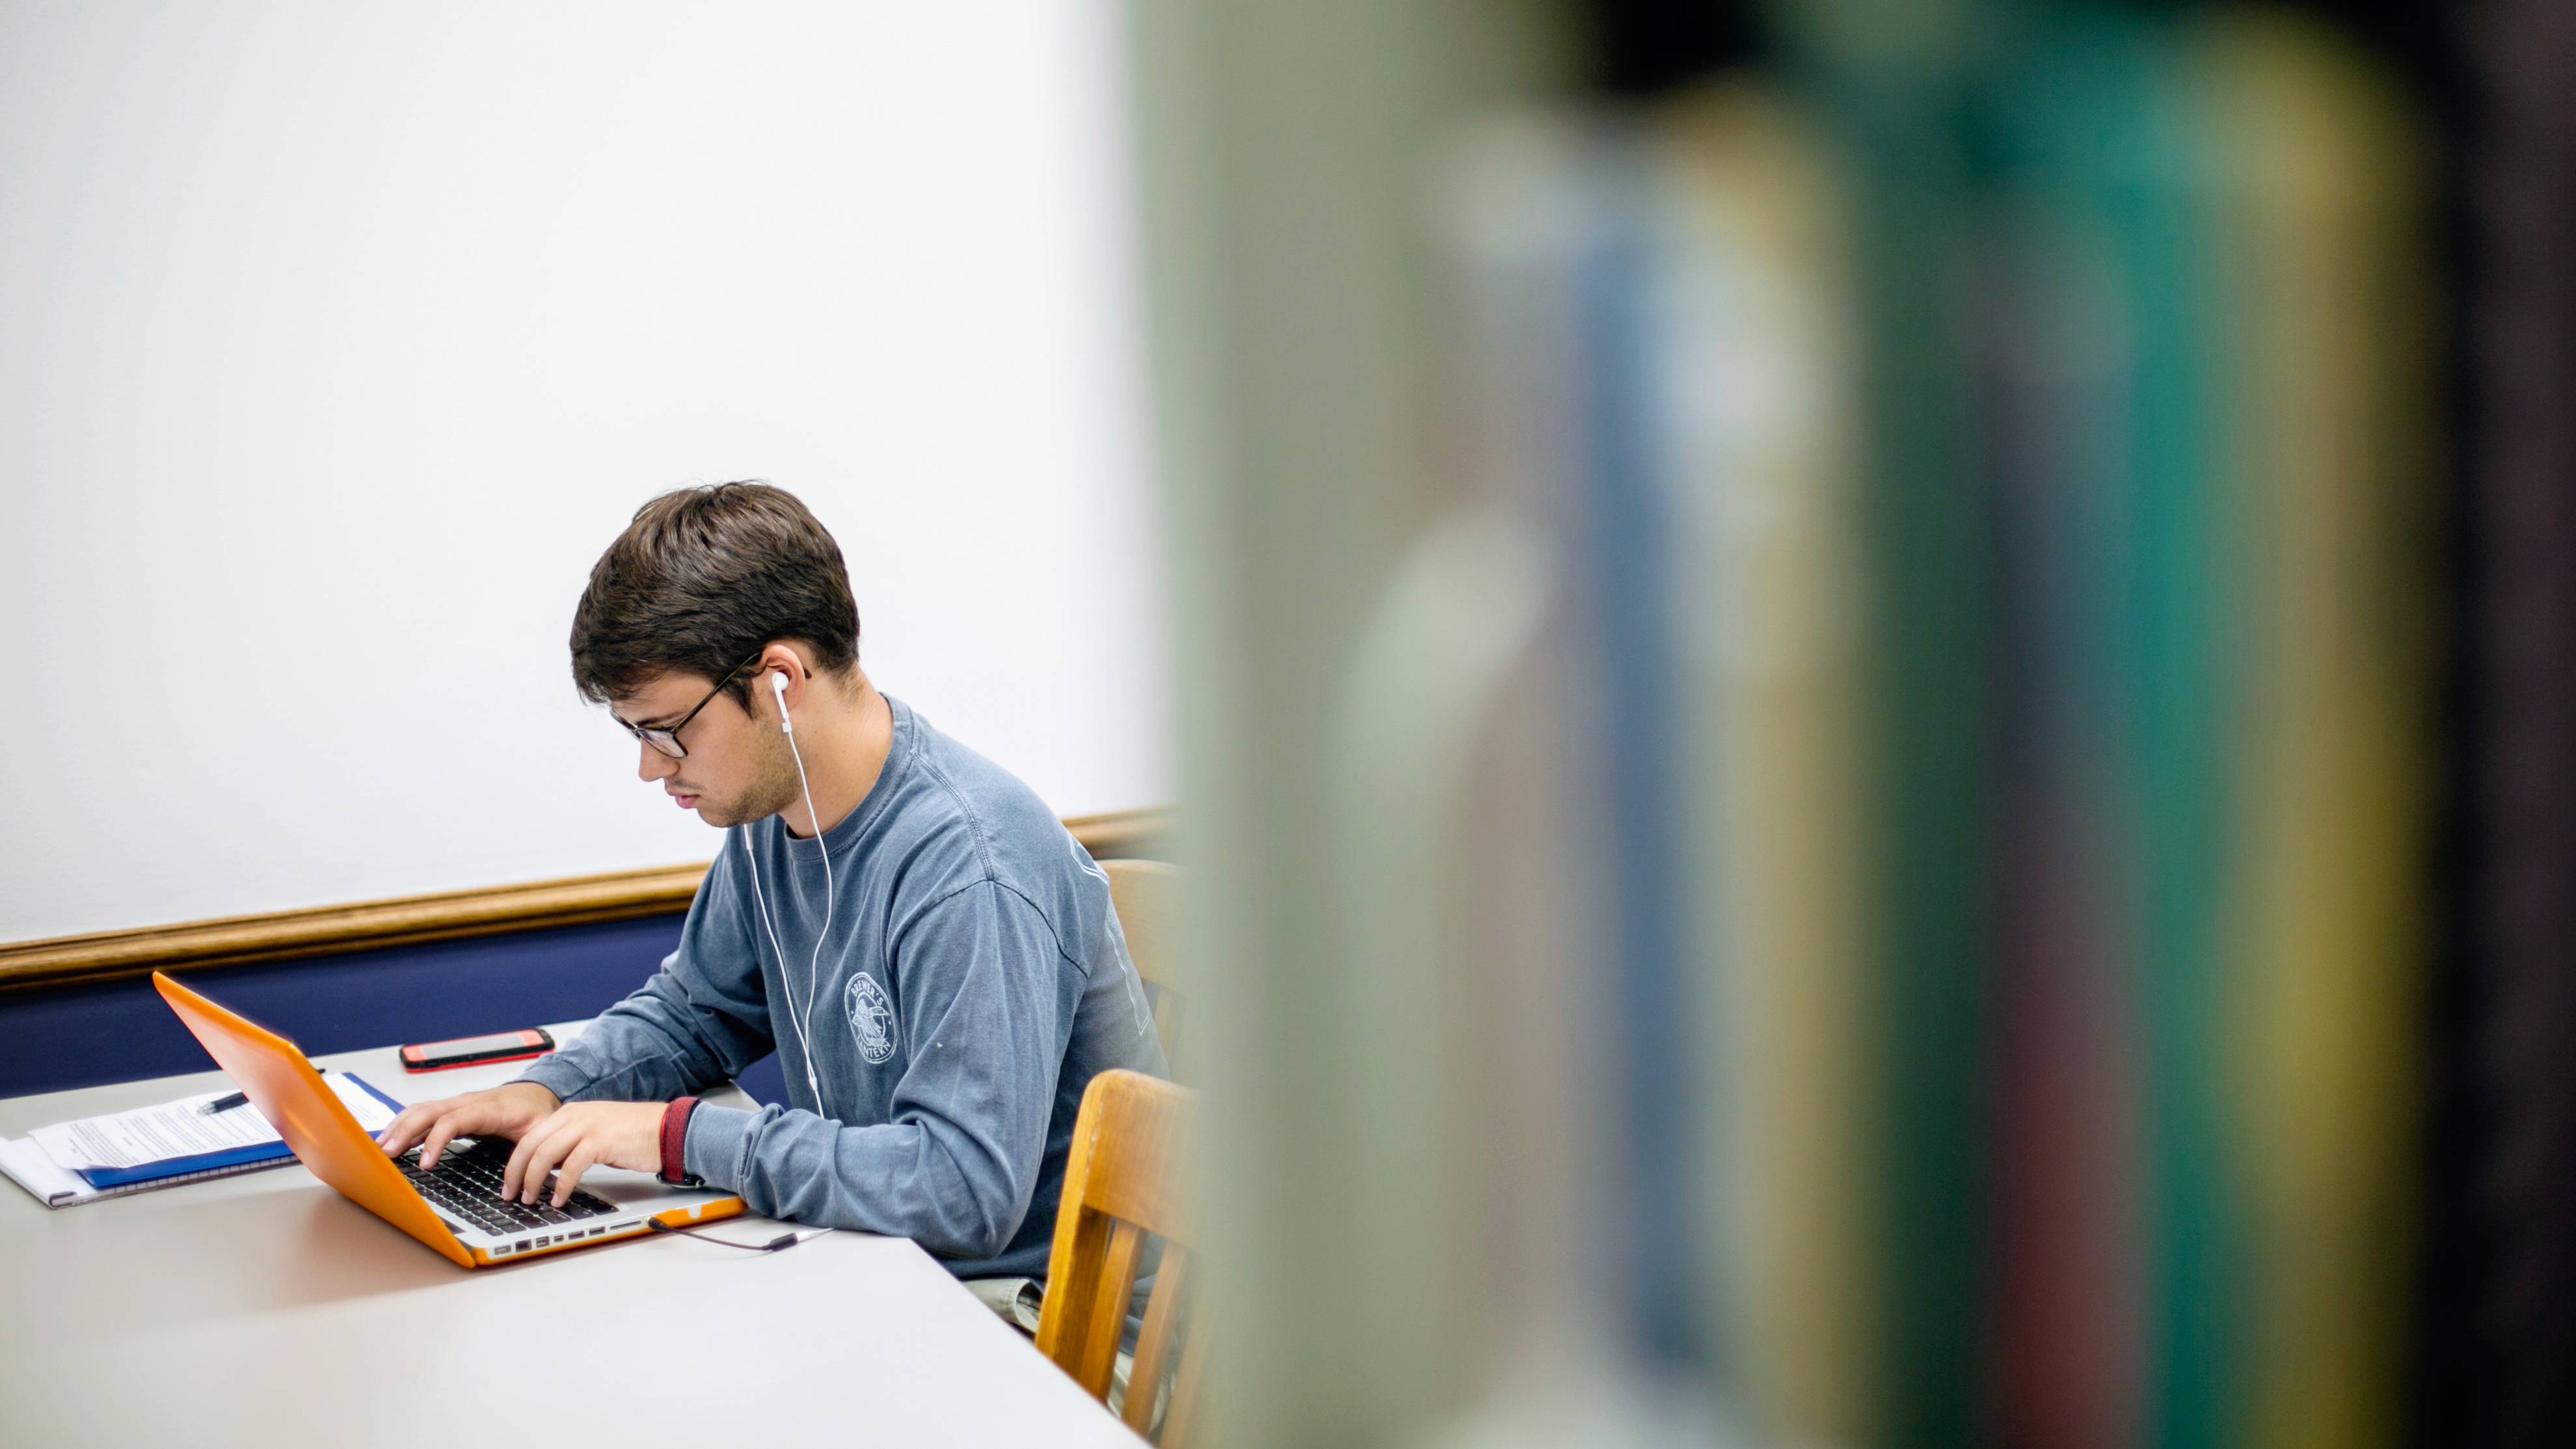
153, 971, 745, 1267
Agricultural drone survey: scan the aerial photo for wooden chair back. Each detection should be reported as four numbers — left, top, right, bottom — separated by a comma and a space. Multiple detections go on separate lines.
1036, 1068, 1205, 1446
1103, 859, 1188, 1079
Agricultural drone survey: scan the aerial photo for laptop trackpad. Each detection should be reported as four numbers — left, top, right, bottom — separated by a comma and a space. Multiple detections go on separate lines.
573, 1164, 723, 1212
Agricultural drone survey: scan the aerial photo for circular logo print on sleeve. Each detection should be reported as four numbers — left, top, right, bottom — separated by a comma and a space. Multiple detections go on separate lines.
846, 973, 898, 1064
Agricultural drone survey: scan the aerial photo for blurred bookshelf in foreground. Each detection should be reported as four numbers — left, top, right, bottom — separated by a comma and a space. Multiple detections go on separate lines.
1125, 1, 2553, 1446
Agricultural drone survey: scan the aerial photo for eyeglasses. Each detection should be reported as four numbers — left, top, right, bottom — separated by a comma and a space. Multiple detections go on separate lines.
616, 651, 766, 760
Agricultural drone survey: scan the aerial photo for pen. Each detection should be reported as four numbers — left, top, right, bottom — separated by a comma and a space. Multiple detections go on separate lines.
197, 1090, 249, 1115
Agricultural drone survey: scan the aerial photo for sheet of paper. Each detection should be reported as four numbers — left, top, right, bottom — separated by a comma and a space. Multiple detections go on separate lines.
0, 1134, 96, 1205
27, 1074, 398, 1171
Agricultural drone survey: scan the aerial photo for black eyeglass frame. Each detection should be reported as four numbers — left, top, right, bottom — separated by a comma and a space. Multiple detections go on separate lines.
616, 649, 768, 760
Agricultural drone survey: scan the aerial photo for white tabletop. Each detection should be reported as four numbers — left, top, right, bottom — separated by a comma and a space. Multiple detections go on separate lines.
0, 1020, 1140, 1448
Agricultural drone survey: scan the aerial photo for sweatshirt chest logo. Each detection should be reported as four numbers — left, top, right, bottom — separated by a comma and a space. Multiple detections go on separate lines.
846, 973, 898, 1064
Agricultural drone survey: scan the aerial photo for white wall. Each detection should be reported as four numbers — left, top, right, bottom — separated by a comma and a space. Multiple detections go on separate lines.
0, 2, 1172, 942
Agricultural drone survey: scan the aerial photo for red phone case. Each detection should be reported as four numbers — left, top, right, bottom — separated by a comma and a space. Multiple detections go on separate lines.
399, 1028, 553, 1073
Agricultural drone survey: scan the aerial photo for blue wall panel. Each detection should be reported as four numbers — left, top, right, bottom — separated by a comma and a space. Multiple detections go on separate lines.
0, 915, 786, 1106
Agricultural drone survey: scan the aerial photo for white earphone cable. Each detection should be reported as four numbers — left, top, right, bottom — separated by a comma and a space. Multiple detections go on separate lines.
740, 830, 823, 1110
783, 717, 834, 1102
740, 671, 835, 1112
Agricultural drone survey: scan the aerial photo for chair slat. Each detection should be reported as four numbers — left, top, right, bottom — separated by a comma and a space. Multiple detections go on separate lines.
1163, 1312, 1212, 1449
1124, 1243, 1193, 1434
1035, 1207, 1114, 1370
1076, 1218, 1148, 1396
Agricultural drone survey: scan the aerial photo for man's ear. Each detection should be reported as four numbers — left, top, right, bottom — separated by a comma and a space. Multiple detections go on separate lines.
755, 644, 809, 717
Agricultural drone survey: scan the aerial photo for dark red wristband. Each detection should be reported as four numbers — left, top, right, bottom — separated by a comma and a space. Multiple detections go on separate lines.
659, 1096, 701, 1185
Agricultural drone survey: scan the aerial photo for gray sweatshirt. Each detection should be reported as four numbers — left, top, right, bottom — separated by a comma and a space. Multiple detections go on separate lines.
518, 694, 1169, 1280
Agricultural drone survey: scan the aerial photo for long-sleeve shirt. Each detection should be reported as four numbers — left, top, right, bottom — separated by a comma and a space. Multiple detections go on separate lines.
518, 694, 1170, 1280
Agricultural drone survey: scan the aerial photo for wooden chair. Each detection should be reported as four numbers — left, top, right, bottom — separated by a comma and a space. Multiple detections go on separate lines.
1103, 859, 1188, 1079
1036, 1068, 1205, 1446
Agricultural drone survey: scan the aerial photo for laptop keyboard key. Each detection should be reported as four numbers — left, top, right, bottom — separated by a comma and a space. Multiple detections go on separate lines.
395, 1138, 628, 1239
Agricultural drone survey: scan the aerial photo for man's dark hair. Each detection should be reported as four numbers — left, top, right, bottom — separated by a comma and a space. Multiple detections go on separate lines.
570, 481, 861, 706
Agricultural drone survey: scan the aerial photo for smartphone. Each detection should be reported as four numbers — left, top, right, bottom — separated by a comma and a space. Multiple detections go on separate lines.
399, 1027, 556, 1073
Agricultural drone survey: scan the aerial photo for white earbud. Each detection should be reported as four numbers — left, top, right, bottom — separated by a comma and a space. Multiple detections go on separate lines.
770, 671, 792, 734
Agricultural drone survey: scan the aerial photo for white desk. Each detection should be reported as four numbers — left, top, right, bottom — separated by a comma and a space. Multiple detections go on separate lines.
0, 1021, 1140, 1448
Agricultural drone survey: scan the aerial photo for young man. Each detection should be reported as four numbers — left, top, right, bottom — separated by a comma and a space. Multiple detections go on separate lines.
377, 481, 1168, 1283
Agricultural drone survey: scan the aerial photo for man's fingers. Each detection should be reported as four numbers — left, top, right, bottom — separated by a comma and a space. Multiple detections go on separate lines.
418, 1110, 473, 1172
385, 1100, 455, 1156
386, 1096, 485, 1163
520, 1128, 574, 1205
377, 1105, 429, 1155
433, 1101, 509, 1171
503, 1114, 572, 1202
550, 1144, 599, 1208
499, 1116, 545, 1199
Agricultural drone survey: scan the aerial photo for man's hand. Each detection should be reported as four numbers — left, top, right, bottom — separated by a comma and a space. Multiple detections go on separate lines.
377, 1081, 561, 1171
502, 1102, 665, 1208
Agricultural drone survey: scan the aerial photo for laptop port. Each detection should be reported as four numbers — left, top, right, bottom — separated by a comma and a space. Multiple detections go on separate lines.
514, 1239, 531, 1251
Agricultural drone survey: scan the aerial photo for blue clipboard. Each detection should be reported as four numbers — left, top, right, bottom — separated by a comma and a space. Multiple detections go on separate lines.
74, 1072, 407, 1189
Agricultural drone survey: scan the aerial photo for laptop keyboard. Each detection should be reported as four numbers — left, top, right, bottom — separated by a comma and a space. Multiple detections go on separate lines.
396, 1137, 617, 1238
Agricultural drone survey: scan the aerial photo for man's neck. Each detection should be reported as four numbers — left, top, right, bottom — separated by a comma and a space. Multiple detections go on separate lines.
779, 677, 892, 840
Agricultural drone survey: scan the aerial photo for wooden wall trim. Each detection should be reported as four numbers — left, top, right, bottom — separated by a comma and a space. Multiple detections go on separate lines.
1059, 806, 1172, 863
0, 806, 1173, 995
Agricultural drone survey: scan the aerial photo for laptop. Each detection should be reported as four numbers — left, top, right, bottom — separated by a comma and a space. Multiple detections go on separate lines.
153, 971, 745, 1268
